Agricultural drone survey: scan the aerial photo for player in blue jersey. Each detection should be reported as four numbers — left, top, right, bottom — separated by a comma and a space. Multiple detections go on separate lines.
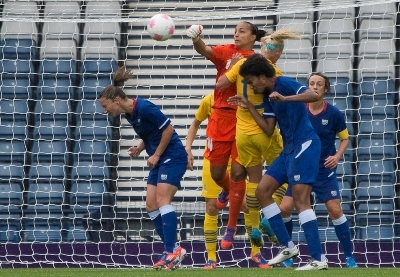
228, 54, 328, 270
272, 73, 358, 268
99, 66, 188, 271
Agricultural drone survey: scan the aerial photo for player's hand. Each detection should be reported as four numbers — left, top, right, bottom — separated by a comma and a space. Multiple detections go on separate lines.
324, 155, 340, 169
269, 91, 285, 102
186, 149, 194, 171
230, 53, 244, 67
186, 25, 203, 40
127, 146, 142, 158
227, 95, 249, 108
147, 154, 160, 168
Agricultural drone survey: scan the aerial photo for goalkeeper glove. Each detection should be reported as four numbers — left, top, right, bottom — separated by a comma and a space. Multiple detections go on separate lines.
186, 25, 203, 42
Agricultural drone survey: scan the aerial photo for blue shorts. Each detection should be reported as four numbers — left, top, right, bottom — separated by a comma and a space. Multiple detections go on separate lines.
266, 139, 321, 189
147, 162, 187, 189
285, 170, 341, 202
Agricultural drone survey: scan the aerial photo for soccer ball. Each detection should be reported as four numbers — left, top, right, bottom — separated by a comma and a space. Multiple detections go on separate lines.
147, 14, 175, 41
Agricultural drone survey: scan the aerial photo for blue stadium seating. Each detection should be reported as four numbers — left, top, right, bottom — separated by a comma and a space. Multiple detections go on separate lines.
356, 160, 396, 184
357, 95, 396, 119
33, 99, 71, 124
71, 161, 110, 183
75, 99, 110, 122
31, 140, 70, 164
356, 181, 395, 201
0, 163, 24, 187
357, 118, 397, 142
33, 120, 71, 141
73, 140, 111, 164
0, 60, 33, 81
0, 39, 36, 60
27, 183, 65, 206
336, 162, 353, 183
69, 181, 108, 213
356, 225, 394, 241
77, 77, 113, 100
0, 224, 21, 243
0, 99, 29, 122
66, 225, 88, 242
36, 78, 75, 100
357, 138, 396, 161
0, 183, 23, 207
39, 59, 77, 83
356, 77, 396, 100
28, 162, 66, 184
0, 140, 26, 164
81, 59, 117, 79
0, 121, 28, 140
23, 226, 62, 242
75, 119, 112, 141
0, 78, 33, 99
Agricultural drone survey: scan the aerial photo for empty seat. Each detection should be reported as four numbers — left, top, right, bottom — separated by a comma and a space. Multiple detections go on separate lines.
280, 39, 312, 60
277, 18, 314, 41
31, 140, 70, 164
2, 1, 39, 20
71, 161, 110, 183
0, 38, 36, 60
339, 180, 353, 203
73, 141, 111, 164
23, 226, 62, 243
358, 3, 397, 22
334, 136, 353, 162
28, 162, 66, 184
77, 77, 113, 100
66, 225, 88, 242
0, 140, 26, 164
357, 138, 397, 160
75, 99, 109, 121
0, 99, 29, 122
317, 38, 353, 61
356, 77, 396, 101
75, 119, 112, 141
84, 0, 121, 19
42, 22, 80, 45
356, 182, 395, 201
356, 160, 396, 183
276, 0, 314, 19
83, 22, 121, 43
36, 77, 75, 100
356, 225, 394, 241
358, 19, 396, 40
80, 59, 117, 80
336, 161, 353, 183
0, 121, 28, 140
317, 0, 355, 19
81, 39, 119, 60
0, 21, 38, 44
357, 95, 396, 119
359, 38, 395, 62
0, 78, 33, 99
44, 1, 81, 19
0, 163, 24, 187
33, 120, 71, 141
324, 95, 353, 121
317, 18, 355, 41
357, 58, 395, 81
69, 181, 108, 214
0, 59, 34, 81
40, 39, 77, 60
27, 183, 64, 206
0, 183, 23, 208
275, 59, 311, 82
33, 99, 71, 124
316, 58, 353, 84
39, 59, 77, 83
357, 117, 397, 142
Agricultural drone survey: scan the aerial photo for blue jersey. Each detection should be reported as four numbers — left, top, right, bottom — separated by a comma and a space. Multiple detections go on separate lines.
307, 102, 347, 173
262, 76, 319, 154
125, 98, 187, 165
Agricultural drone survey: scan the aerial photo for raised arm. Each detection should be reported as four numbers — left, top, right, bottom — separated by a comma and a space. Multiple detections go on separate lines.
270, 88, 319, 103
187, 25, 213, 59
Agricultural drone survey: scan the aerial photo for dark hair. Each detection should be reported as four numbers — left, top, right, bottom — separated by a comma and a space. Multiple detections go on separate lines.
243, 21, 268, 42
99, 66, 133, 101
239, 53, 275, 78
308, 72, 331, 93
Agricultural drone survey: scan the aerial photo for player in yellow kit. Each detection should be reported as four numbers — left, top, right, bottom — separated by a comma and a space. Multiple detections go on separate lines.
216, 28, 303, 261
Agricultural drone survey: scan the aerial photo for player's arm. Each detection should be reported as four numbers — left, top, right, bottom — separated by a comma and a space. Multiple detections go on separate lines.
185, 118, 202, 171
216, 74, 233, 90
228, 95, 276, 136
186, 25, 213, 59
147, 124, 175, 168
216, 56, 243, 90
325, 129, 349, 169
270, 88, 319, 103
128, 140, 145, 158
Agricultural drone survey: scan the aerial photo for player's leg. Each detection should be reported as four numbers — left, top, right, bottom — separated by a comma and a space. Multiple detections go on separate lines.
153, 163, 187, 270
290, 139, 327, 270
146, 168, 165, 244
201, 157, 221, 270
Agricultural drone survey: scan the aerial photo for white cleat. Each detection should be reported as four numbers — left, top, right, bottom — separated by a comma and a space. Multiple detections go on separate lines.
295, 258, 328, 270
172, 246, 187, 270
268, 245, 299, 266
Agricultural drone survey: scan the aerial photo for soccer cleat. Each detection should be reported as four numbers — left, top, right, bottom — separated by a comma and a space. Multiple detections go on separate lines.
153, 251, 170, 270
251, 253, 271, 269
295, 258, 328, 270
250, 228, 264, 247
268, 245, 299, 266
220, 227, 236, 249
281, 257, 294, 268
259, 218, 279, 245
153, 249, 184, 271
216, 189, 229, 209
203, 259, 217, 270
172, 246, 187, 269
345, 257, 358, 268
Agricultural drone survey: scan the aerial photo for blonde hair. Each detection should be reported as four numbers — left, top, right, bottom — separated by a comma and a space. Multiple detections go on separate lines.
260, 27, 303, 52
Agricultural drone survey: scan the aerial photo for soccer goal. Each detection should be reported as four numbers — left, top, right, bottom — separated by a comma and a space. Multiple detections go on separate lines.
0, 0, 398, 269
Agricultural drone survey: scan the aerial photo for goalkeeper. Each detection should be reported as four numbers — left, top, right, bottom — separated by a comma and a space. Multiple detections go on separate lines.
216, 28, 302, 260
99, 66, 188, 271
186, 22, 267, 253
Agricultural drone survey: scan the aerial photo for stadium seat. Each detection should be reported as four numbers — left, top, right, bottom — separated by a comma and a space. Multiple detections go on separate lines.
0, 140, 26, 164
275, 59, 312, 81
81, 39, 119, 60
44, 1, 81, 19
0, 163, 24, 187
73, 140, 111, 164
33, 120, 72, 141
356, 160, 396, 184
317, 0, 355, 19
324, 95, 353, 121
77, 77, 113, 100
42, 22, 80, 45
359, 18, 396, 40
357, 58, 395, 82
83, 22, 121, 44
75, 119, 112, 141
74, 99, 109, 121
80, 59, 117, 80
339, 180, 353, 208
0, 121, 28, 140
357, 138, 396, 161
356, 77, 396, 101
356, 181, 395, 201
0, 38, 36, 60
27, 183, 65, 206
0, 183, 23, 207
0, 21, 38, 45
66, 225, 88, 242
0, 78, 33, 100
39, 59, 77, 84
359, 38, 395, 62
40, 39, 77, 60
0, 59, 34, 81
36, 77, 75, 100
84, 0, 121, 19
276, 0, 314, 20
33, 99, 71, 124
0, 99, 29, 122
357, 95, 396, 120
31, 140, 70, 164
277, 18, 314, 42
316, 59, 353, 85
23, 226, 62, 243
69, 181, 109, 212
317, 38, 354, 62
71, 161, 110, 183
317, 18, 355, 41
280, 39, 312, 60
0, 224, 21, 243
318, 226, 339, 242
28, 162, 66, 185
2, 0, 39, 19
358, 2, 397, 22
333, 138, 353, 162
357, 117, 397, 142
336, 161, 353, 184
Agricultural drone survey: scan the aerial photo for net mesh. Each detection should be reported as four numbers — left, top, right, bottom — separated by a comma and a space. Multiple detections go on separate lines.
0, 0, 399, 268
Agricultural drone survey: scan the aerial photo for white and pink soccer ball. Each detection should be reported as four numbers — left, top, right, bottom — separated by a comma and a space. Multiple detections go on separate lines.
147, 14, 175, 41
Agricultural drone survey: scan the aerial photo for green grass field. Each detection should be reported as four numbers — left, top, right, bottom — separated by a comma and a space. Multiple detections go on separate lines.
1, 268, 399, 277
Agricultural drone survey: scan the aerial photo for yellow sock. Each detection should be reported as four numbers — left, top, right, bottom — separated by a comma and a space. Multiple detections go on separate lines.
204, 213, 218, 262
246, 182, 261, 229
244, 212, 260, 255
273, 183, 288, 205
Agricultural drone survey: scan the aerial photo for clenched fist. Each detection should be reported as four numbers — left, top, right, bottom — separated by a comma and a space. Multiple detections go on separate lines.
186, 25, 203, 42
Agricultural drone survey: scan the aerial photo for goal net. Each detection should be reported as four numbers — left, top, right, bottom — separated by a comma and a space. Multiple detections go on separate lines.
0, 0, 398, 269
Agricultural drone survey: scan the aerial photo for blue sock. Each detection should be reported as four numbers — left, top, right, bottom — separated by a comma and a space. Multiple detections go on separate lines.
262, 203, 291, 247
148, 210, 164, 242
283, 216, 293, 239
160, 205, 177, 253
300, 209, 323, 261
333, 215, 353, 258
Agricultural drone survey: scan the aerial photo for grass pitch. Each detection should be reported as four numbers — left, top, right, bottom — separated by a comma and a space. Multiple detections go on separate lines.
1, 268, 399, 277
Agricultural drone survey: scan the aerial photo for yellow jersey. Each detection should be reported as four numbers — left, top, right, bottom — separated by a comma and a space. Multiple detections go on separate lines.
195, 93, 214, 122
225, 58, 282, 135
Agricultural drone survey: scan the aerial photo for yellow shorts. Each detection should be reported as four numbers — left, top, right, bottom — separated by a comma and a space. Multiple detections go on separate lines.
201, 157, 231, 199
236, 128, 283, 168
